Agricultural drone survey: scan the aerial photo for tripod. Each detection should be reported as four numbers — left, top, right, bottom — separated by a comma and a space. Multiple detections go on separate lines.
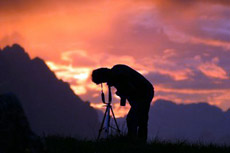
97, 84, 121, 139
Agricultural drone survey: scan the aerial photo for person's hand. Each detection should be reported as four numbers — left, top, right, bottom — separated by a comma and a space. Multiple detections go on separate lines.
116, 91, 126, 106
115, 91, 125, 98
115, 91, 121, 97
120, 97, 126, 106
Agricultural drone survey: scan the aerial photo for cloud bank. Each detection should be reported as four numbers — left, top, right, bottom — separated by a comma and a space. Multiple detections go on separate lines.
1, 0, 230, 116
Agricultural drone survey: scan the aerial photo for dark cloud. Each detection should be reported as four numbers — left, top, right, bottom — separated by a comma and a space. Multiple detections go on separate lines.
0, 0, 100, 14
174, 8, 230, 42
0, 0, 44, 13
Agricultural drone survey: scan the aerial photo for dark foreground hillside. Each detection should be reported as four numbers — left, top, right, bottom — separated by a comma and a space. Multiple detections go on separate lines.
45, 136, 230, 153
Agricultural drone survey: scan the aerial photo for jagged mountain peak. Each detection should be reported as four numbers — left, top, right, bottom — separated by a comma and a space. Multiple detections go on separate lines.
2, 44, 27, 55
0, 44, 30, 63
153, 99, 177, 107
0, 44, 99, 138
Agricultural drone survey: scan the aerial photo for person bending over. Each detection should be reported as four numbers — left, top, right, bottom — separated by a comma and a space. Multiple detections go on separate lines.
92, 64, 154, 141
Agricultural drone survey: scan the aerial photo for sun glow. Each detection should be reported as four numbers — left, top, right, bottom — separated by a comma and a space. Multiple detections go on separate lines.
73, 73, 88, 80
46, 61, 91, 95
90, 102, 131, 118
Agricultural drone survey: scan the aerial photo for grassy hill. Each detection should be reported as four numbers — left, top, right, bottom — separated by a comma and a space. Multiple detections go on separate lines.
45, 136, 230, 153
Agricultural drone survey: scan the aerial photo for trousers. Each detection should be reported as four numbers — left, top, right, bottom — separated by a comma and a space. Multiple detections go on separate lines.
126, 90, 154, 141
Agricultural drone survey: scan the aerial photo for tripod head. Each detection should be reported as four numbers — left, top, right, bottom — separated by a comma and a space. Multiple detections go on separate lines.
101, 83, 112, 104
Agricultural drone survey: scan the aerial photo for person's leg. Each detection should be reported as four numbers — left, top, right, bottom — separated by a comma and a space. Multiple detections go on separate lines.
137, 90, 153, 141
137, 104, 150, 141
126, 105, 138, 138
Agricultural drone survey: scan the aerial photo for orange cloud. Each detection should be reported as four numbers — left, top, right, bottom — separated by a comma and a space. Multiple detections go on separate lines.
90, 102, 131, 118
198, 63, 228, 79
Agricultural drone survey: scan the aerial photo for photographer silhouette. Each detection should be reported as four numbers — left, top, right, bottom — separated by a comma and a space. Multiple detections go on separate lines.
92, 64, 154, 141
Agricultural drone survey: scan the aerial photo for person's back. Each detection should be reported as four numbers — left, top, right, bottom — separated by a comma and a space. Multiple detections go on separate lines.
109, 64, 154, 102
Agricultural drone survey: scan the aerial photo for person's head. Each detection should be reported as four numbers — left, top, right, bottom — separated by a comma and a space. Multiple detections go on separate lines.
92, 68, 111, 84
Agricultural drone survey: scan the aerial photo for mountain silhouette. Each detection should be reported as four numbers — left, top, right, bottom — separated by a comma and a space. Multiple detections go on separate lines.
148, 99, 230, 144
115, 99, 230, 144
0, 44, 99, 138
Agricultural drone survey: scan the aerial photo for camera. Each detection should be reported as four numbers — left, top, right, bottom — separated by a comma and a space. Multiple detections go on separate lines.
120, 97, 126, 106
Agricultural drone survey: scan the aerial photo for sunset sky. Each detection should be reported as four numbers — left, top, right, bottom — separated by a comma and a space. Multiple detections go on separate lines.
1, 0, 230, 117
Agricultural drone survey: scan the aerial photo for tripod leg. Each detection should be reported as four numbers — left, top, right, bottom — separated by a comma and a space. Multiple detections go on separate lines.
105, 105, 111, 137
97, 107, 108, 140
110, 106, 121, 135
